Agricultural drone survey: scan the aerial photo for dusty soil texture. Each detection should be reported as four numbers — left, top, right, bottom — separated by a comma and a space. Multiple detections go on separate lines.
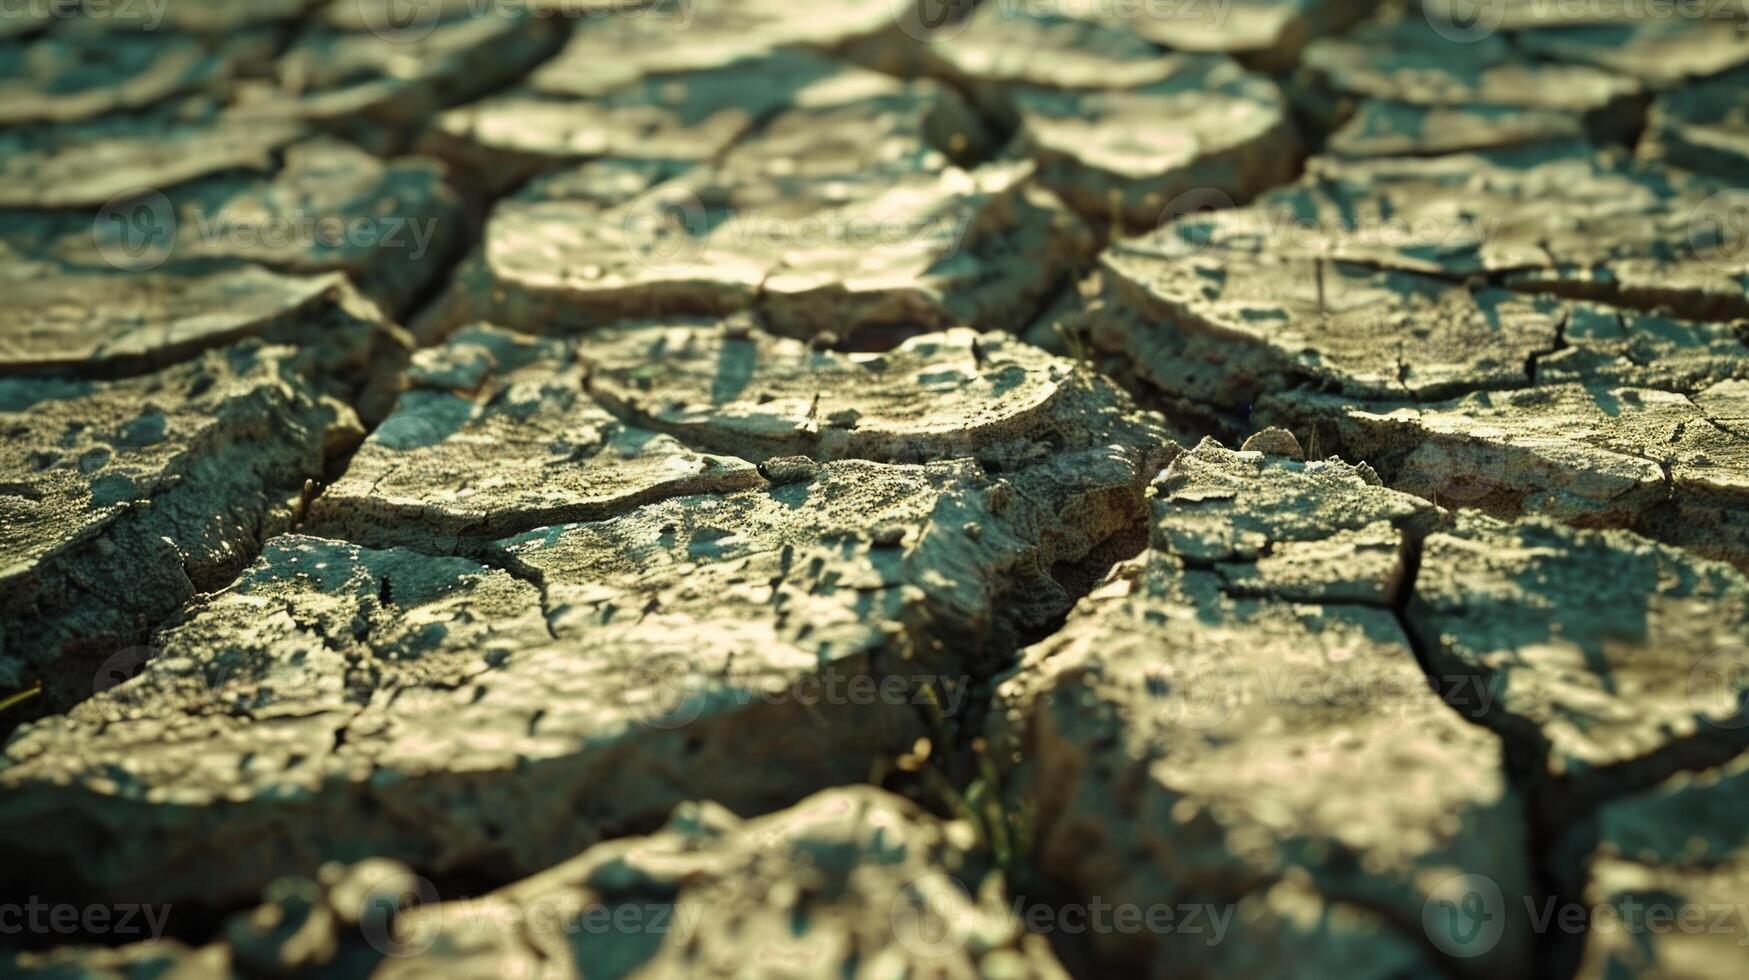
3, 1, 1748, 978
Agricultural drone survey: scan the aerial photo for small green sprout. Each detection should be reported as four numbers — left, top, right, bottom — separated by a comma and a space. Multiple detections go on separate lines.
0, 681, 43, 715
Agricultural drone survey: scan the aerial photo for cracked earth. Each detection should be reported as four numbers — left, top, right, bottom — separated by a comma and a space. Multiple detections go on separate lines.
2, 1, 1749, 977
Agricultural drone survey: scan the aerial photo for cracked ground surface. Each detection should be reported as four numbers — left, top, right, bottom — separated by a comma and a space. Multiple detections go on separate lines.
2, 1, 1748, 977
